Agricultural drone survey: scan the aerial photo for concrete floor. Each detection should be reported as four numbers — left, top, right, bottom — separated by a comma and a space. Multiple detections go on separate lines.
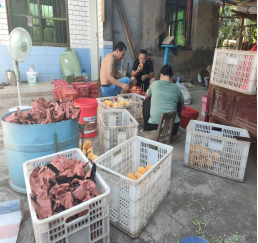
0, 82, 256, 243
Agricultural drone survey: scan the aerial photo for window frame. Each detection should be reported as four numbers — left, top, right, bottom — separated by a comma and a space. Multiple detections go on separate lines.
166, 0, 193, 47
5, 0, 70, 47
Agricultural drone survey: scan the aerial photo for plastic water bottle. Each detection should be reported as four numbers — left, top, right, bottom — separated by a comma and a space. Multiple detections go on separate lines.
82, 69, 88, 82
177, 77, 180, 83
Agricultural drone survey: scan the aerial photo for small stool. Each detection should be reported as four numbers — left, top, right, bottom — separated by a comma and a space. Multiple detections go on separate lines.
179, 236, 210, 243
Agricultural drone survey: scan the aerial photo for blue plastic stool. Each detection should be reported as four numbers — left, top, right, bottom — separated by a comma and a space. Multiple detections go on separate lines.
179, 236, 210, 243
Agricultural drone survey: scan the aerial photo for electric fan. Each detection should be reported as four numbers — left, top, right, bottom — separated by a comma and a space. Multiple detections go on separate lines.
8, 27, 33, 112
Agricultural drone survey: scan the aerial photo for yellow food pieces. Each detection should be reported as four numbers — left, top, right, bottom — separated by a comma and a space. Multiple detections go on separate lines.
120, 100, 126, 106
206, 158, 213, 169
86, 147, 93, 155
113, 102, 119, 107
189, 143, 219, 170
87, 152, 94, 161
127, 173, 135, 180
126, 165, 152, 181
92, 155, 99, 161
107, 101, 113, 107
197, 157, 206, 168
83, 148, 87, 155
189, 154, 195, 165
137, 166, 146, 175
135, 173, 143, 180
103, 100, 129, 107
129, 99, 133, 102
146, 165, 152, 172
132, 86, 137, 90
83, 140, 92, 150
212, 151, 220, 161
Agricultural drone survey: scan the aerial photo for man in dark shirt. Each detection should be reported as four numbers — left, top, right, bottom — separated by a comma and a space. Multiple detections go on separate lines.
131, 50, 155, 92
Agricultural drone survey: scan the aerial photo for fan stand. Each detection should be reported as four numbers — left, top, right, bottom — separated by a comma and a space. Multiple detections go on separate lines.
8, 60, 32, 112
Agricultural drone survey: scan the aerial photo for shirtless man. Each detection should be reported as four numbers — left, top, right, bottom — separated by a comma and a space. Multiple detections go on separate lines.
100, 41, 136, 97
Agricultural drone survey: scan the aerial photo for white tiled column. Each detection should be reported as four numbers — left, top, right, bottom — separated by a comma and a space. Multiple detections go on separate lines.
89, 0, 99, 80
97, 0, 103, 50
0, 0, 9, 45
68, 0, 90, 49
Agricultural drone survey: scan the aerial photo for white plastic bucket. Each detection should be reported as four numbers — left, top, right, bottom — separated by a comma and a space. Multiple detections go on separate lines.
26, 71, 38, 85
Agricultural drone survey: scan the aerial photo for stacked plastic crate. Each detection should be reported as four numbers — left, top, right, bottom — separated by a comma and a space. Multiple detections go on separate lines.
183, 49, 256, 181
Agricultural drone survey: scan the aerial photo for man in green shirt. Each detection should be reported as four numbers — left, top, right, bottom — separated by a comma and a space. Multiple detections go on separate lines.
144, 65, 184, 139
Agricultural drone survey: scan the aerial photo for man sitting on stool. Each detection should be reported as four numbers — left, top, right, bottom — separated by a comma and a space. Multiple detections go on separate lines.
100, 41, 136, 97
131, 50, 155, 92
143, 65, 184, 140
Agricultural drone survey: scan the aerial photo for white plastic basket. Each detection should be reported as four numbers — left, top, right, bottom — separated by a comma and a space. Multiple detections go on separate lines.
97, 109, 138, 153
96, 96, 133, 113
94, 136, 173, 237
184, 120, 251, 182
118, 93, 145, 124
210, 49, 257, 95
23, 148, 110, 243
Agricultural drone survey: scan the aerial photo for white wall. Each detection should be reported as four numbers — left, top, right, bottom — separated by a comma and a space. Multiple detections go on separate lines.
89, 0, 99, 80
68, 0, 91, 49
0, 0, 9, 45
97, 0, 103, 49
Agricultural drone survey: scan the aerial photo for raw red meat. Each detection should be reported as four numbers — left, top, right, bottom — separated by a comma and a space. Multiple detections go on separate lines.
4, 96, 80, 124
29, 156, 100, 220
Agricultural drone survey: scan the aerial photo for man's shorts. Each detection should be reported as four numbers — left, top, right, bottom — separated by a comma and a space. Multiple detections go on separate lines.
101, 77, 130, 97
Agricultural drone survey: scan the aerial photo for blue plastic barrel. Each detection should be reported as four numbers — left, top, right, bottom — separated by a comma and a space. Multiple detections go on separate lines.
1, 111, 79, 194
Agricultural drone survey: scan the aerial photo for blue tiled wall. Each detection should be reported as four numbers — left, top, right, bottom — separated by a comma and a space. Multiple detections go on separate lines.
0, 45, 91, 83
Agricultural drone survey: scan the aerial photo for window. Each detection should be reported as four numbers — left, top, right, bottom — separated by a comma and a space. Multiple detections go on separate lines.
165, 0, 193, 48
6, 0, 69, 46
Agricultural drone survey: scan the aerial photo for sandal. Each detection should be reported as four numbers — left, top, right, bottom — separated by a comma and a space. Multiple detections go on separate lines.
171, 132, 180, 140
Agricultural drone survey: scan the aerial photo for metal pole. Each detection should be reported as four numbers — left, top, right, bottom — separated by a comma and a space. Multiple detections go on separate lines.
13, 60, 22, 107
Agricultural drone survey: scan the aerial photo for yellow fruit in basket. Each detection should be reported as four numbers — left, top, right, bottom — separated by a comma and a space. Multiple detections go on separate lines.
84, 140, 92, 150
206, 158, 213, 169
120, 100, 126, 106
87, 152, 94, 161
190, 143, 198, 156
196, 144, 207, 157
92, 155, 99, 162
127, 173, 135, 180
104, 100, 109, 105
83, 148, 87, 155
137, 166, 146, 175
86, 147, 93, 155
135, 173, 143, 180
212, 151, 220, 161
197, 157, 206, 168
132, 86, 137, 90
113, 102, 119, 107
125, 102, 130, 105
189, 154, 196, 165
146, 165, 152, 172
107, 101, 113, 107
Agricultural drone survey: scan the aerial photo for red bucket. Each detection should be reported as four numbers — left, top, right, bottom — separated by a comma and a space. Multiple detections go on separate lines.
74, 98, 98, 139
179, 106, 199, 129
